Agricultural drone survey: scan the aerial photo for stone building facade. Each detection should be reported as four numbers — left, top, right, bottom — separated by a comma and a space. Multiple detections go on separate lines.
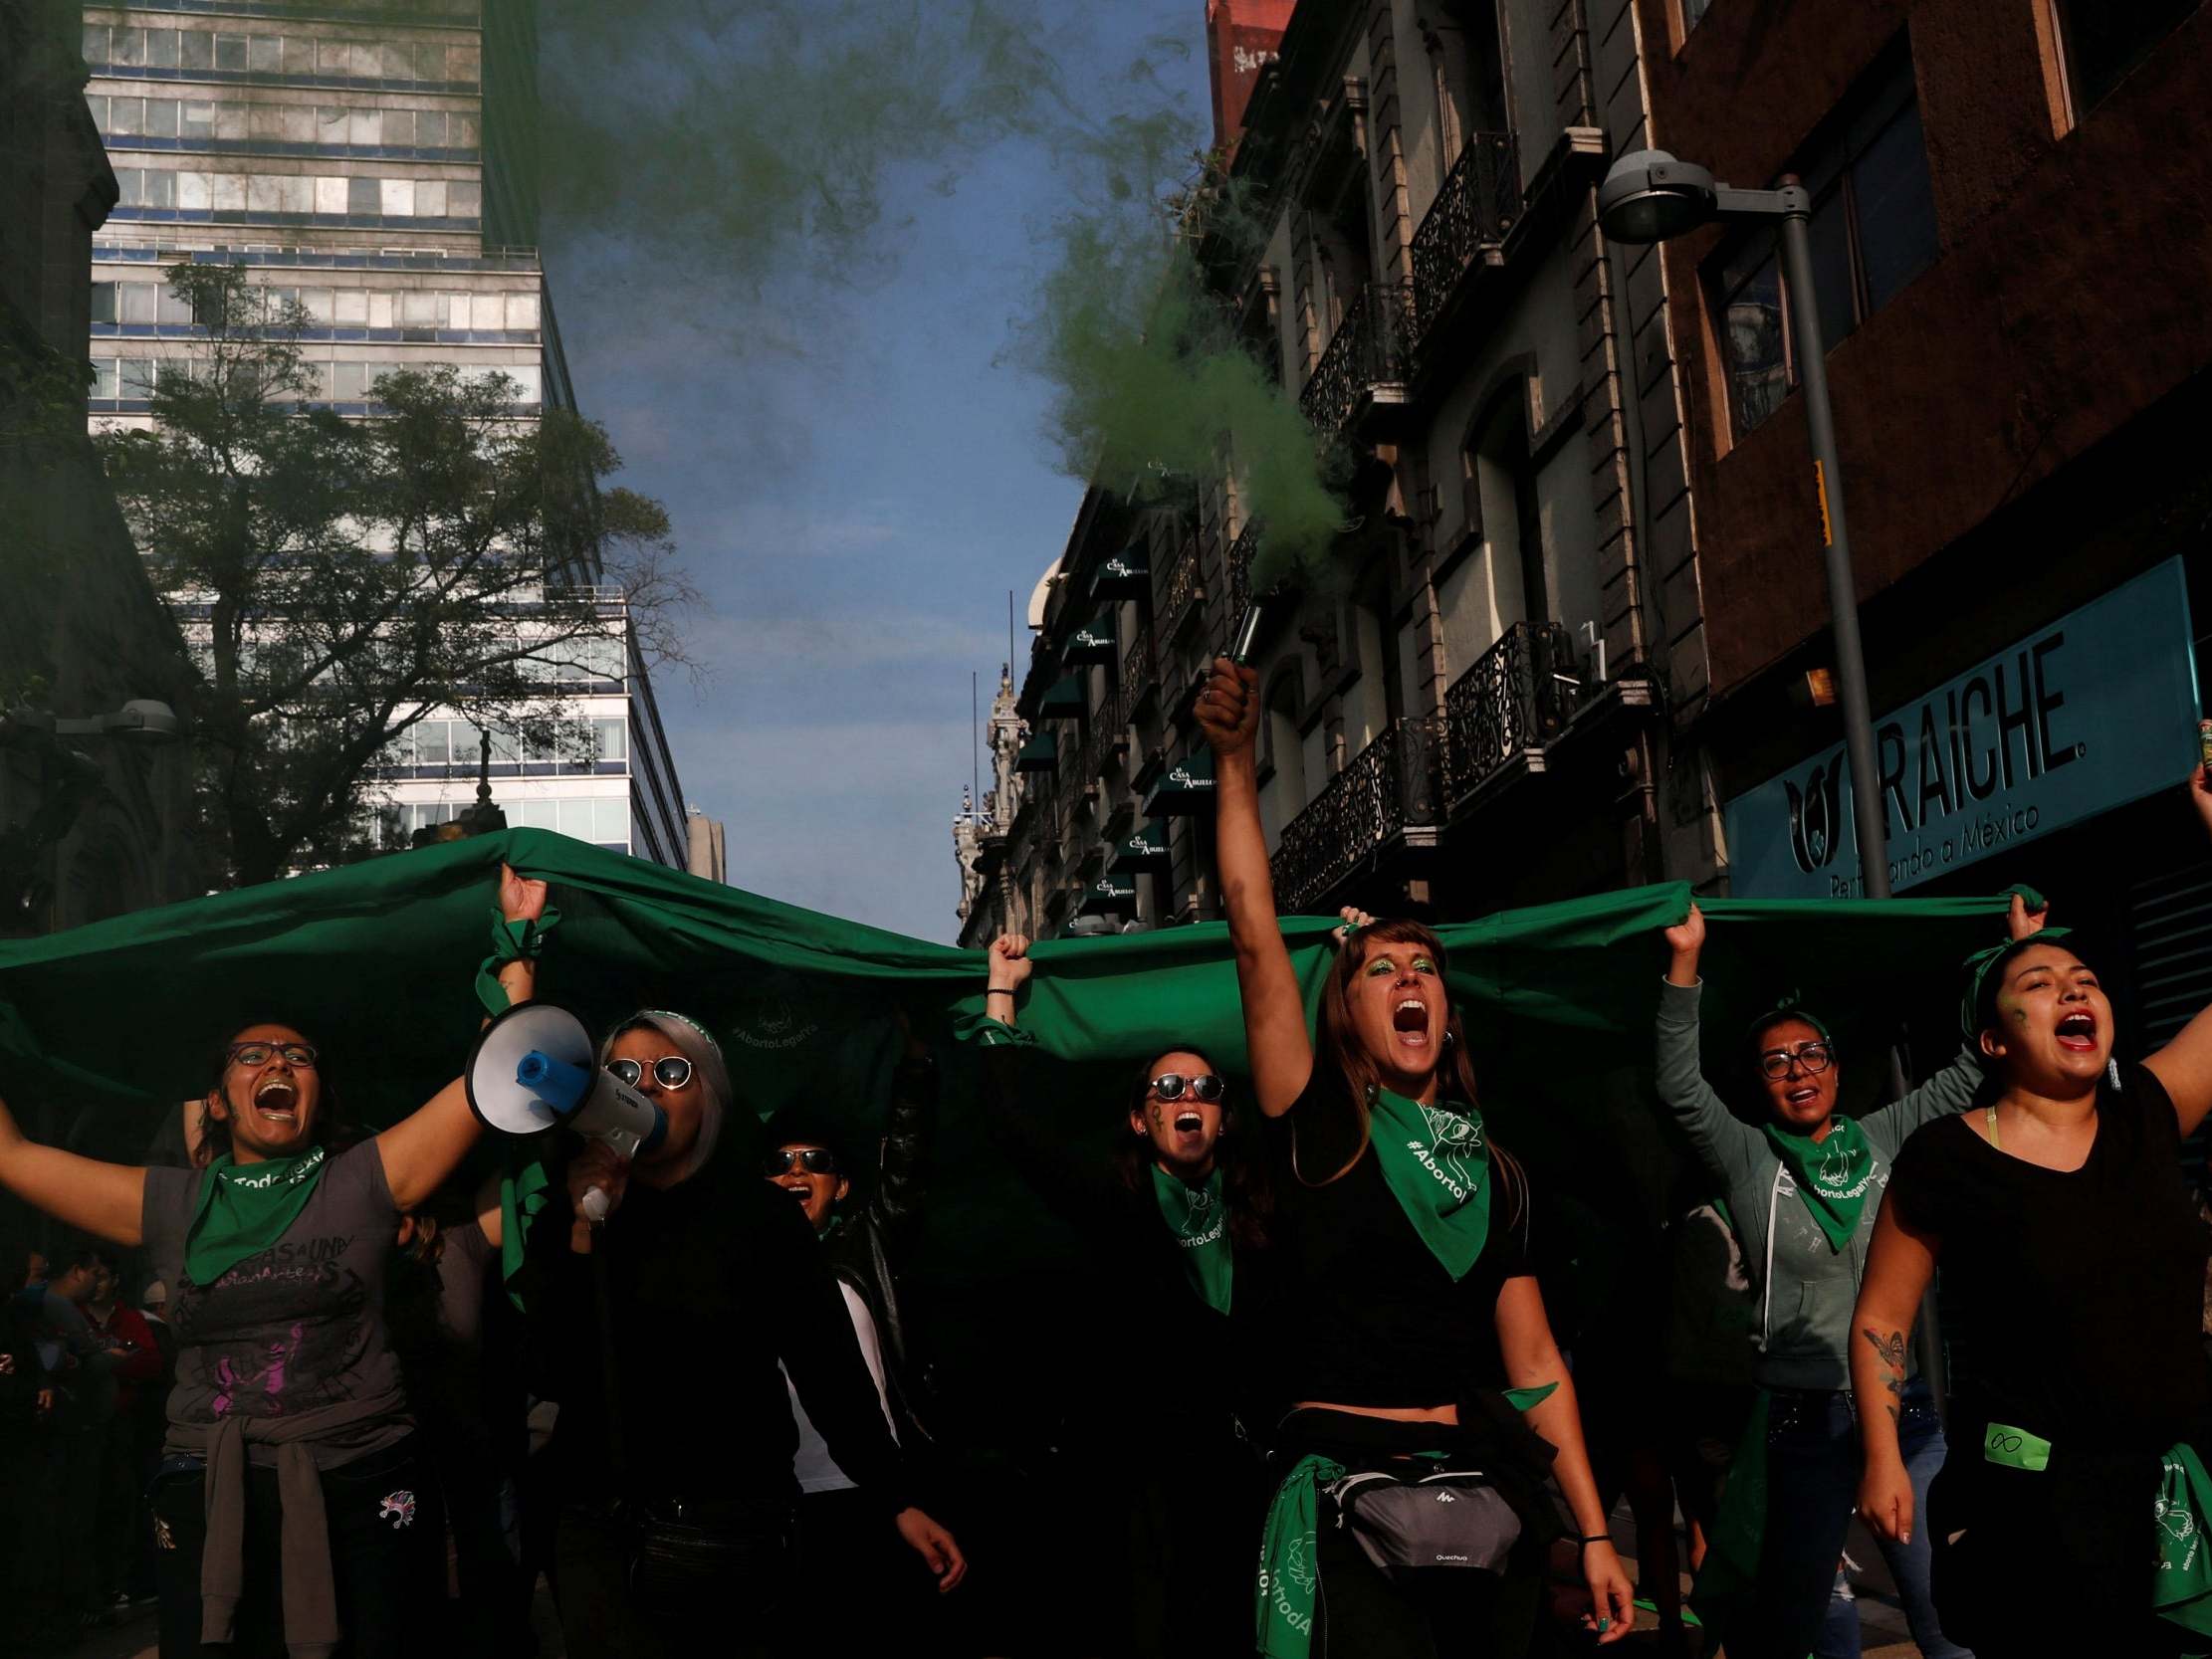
1, 0, 196, 935
1638, 0, 2212, 1051
958, 0, 1720, 942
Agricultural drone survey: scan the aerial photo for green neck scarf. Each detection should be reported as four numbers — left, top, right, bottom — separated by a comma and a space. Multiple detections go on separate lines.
1151, 1164, 1231, 1315
183, 1145, 330, 1287
1761, 1116, 1875, 1252
1367, 1088, 1491, 1281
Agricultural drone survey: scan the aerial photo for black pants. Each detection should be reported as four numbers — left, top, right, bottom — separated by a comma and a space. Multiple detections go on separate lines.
553, 1501, 794, 1659
150, 1435, 441, 1659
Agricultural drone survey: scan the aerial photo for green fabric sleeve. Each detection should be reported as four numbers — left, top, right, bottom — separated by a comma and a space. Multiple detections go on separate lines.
1654, 978, 1767, 1188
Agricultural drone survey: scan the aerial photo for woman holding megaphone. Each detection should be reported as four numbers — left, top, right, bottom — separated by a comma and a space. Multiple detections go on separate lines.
0, 862, 548, 1659
514, 1006, 967, 1659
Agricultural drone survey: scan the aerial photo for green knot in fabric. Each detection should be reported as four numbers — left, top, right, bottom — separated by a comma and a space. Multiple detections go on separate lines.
1761, 1116, 1875, 1252
475, 905, 561, 1017
1152, 1164, 1231, 1315
1367, 1089, 1491, 1281
183, 1145, 330, 1287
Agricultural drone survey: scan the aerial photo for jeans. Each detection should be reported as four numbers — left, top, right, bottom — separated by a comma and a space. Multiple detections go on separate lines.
1743, 1379, 1971, 1659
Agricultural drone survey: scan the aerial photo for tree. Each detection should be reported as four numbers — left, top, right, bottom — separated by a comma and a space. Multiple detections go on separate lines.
95, 263, 693, 887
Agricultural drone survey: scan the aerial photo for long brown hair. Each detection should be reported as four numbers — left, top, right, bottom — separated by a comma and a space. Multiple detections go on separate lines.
1309, 920, 1528, 1234
1112, 1049, 1272, 1252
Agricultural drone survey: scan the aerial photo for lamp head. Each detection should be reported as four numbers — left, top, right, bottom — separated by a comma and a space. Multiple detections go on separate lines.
1598, 149, 1719, 244
106, 700, 180, 743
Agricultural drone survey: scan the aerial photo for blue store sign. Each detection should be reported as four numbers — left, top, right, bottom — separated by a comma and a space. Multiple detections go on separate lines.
1724, 558, 2200, 899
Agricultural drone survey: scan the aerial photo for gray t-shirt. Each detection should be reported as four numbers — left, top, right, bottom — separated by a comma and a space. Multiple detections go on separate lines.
141, 1139, 410, 1468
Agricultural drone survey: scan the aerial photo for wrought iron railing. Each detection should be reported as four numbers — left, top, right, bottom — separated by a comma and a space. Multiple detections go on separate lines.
1409, 132, 1520, 351
1440, 619, 1580, 809
1160, 535, 1205, 637
1222, 518, 1260, 642
1082, 688, 1124, 780
1268, 716, 1445, 915
1299, 281, 1416, 434
1120, 626, 1157, 713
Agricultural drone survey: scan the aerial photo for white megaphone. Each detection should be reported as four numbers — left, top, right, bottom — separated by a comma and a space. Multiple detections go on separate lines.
466, 1002, 668, 1222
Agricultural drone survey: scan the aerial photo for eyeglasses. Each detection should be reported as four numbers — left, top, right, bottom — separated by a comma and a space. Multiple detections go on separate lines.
1149, 1072, 1224, 1104
1758, 1042, 1835, 1081
226, 1043, 318, 1069
763, 1147, 838, 1177
607, 1056, 693, 1090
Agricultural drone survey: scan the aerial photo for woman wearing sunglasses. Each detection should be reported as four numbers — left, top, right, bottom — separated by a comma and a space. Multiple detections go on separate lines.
1652, 900, 2036, 1658
0, 863, 546, 1659
526, 1008, 965, 1659
972, 933, 1268, 1659
1199, 655, 1633, 1658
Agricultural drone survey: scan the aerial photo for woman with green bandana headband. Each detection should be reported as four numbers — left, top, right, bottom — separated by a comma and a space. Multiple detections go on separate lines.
1855, 766, 2212, 1656
0, 861, 547, 1659
966, 931, 1267, 1659
1199, 654, 1634, 1657
1654, 899, 2007, 1659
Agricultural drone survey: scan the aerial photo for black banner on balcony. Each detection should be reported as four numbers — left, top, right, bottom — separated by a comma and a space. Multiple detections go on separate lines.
1090, 545, 1150, 601
1110, 820, 1172, 873
1065, 616, 1117, 666
1142, 749, 1215, 816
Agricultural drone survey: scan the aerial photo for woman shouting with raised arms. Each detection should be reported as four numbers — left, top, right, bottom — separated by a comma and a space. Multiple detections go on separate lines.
1199, 653, 1633, 1657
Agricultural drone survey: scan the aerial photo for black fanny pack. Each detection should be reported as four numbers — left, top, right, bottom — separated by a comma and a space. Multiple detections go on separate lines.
1325, 1461, 1522, 1577
618, 1496, 796, 1603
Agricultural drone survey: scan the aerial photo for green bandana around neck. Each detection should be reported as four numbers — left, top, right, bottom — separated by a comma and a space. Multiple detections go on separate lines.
1256, 1452, 1344, 1659
1151, 1163, 1231, 1315
1367, 1088, 1492, 1281
1761, 1116, 1875, 1252
183, 1145, 330, 1287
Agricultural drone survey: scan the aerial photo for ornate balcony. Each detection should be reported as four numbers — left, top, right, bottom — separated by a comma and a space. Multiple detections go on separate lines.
1268, 716, 1445, 915
1119, 627, 1157, 716
1298, 281, 1416, 435
1160, 534, 1205, 639
1409, 132, 1521, 353
1081, 687, 1125, 781
1439, 620, 1580, 811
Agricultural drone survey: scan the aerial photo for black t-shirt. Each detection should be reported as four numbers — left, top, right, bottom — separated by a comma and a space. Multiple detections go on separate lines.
1258, 1074, 1533, 1408
1887, 1063, 2212, 1453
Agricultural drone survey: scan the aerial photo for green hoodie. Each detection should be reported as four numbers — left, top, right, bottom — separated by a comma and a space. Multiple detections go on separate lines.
1653, 978, 1984, 1390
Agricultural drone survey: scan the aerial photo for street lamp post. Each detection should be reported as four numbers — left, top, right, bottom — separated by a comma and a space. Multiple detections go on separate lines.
1598, 151, 1890, 900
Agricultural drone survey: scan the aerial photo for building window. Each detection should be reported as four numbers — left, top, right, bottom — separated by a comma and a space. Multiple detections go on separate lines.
1706, 41, 1938, 439
2054, 0, 2199, 115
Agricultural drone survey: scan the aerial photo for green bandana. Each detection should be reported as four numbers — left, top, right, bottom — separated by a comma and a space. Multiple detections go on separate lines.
1367, 1088, 1491, 1281
2157, 1444, 2212, 1640
183, 1145, 330, 1287
1256, 1453, 1344, 1659
1761, 1116, 1875, 1252
1152, 1164, 1231, 1315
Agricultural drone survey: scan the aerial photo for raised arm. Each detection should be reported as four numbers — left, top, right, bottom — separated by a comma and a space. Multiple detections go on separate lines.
0, 1099, 145, 1247
1197, 656, 1310, 1117
2146, 770, 2212, 1136
378, 863, 547, 1212
1866, 893, 2044, 1142
1851, 1201, 1939, 1546
971, 936, 1124, 1227
1654, 906, 1767, 1184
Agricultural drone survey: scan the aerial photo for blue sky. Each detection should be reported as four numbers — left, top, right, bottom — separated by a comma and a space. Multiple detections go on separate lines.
550, 1, 1211, 942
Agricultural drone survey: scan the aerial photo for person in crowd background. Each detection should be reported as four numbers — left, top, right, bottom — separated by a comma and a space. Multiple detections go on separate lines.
126, 1280, 180, 1609
0, 862, 546, 1659
1856, 770, 2212, 1655
760, 1005, 945, 1651
971, 930, 1270, 1658
79, 1252, 161, 1616
2, 1250, 65, 1653
1654, 898, 2016, 1658
523, 1007, 965, 1659
1201, 652, 1634, 1657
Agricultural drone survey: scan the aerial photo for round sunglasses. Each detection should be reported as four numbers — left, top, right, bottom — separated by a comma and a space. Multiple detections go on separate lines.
763, 1146, 839, 1177
1148, 1072, 1224, 1104
607, 1055, 694, 1090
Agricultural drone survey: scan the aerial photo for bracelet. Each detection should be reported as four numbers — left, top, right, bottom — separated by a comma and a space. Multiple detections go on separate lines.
1577, 1534, 1612, 1548
986, 988, 1015, 999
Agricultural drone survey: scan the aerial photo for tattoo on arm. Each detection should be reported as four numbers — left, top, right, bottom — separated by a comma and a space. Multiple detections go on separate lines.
1885, 1403, 1899, 1426
1861, 1327, 1907, 1373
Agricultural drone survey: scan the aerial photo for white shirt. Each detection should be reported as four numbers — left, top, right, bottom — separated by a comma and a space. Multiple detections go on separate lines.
784, 1281, 897, 1494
